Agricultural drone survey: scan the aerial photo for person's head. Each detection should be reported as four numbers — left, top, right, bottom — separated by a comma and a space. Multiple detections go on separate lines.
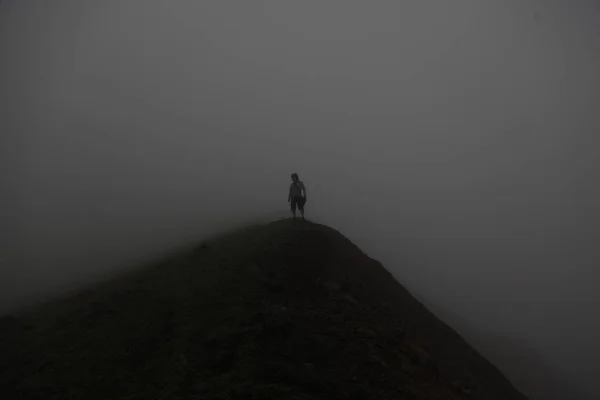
291, 173, 299, 182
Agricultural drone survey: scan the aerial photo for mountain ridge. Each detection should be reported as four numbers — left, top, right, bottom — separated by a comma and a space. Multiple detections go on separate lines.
0, 219, 528, 399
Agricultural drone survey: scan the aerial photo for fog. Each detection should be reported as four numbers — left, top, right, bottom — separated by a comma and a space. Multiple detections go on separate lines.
1, 1, 599, 398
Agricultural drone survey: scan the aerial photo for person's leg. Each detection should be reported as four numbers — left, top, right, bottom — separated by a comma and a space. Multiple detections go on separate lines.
291, 197, 297, 219
299, 197, 306, 220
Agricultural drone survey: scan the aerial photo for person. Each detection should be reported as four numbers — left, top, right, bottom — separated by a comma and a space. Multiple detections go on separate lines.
288, 173, 307, 220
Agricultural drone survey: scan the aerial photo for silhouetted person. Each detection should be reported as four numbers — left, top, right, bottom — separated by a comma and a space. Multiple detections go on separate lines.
288, 173, 307, 220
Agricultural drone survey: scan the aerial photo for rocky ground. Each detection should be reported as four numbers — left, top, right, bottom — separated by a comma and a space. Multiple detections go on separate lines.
0, 220, 528, 399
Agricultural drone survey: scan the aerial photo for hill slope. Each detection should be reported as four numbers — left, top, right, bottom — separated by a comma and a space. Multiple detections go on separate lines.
0, 220, 528, 399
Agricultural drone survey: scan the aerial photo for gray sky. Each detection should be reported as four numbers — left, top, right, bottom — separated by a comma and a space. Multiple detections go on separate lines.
2, 1, 600, 399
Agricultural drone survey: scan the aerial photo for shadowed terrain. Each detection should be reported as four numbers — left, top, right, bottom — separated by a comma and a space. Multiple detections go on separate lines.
0, 220, 527, 399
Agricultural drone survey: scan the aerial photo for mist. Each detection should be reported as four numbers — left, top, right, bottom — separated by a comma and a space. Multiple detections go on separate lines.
2, 1, 599, 399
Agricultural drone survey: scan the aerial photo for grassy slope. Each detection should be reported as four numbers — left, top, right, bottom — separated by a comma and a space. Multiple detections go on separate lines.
0, 220, 528, 400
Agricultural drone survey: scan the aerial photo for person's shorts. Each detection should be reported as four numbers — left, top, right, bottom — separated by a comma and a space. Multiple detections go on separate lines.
290, 196, 306, 211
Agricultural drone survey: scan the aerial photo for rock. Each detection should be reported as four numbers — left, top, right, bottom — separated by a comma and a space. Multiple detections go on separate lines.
370, 354, 389, 368
267, 305, 287, 315
342, 294, 360, 305
401, 343, 431, 366
452, 381, 473, 397
323, 281, 341, 291
356, 326, 379, 339
393, 327, 405, 338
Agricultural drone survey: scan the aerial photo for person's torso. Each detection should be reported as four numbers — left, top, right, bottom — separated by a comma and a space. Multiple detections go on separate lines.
290, 181, 304, 197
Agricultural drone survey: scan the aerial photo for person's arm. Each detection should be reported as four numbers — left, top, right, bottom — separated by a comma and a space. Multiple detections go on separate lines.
301, 182, 307, 198
288, 185, 292, 202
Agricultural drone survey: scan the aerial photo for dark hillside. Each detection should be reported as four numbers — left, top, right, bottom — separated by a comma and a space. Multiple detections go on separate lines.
0, 220, 528, 399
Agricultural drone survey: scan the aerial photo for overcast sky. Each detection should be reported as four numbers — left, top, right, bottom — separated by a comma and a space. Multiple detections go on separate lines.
2, 1, 600, 399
